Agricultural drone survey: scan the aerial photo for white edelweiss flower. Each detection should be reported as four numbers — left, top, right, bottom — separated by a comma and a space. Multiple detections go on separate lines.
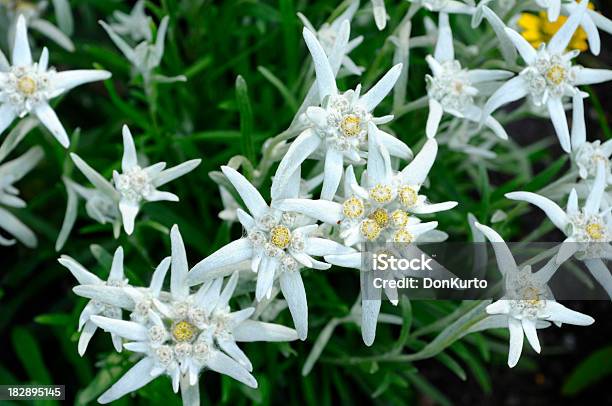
0, 132, 42, 247
483, 1, 612, 153
298, 0, 364, 76
0, 16, 111, 145
425, 13, 512, 139
273, 27, 411, 200
1, 0, 75, 51
506, 161, 612, 298
561, 1, 612, 55
570, 93, 612, 183
70, 125, 201, 235
58, 246, 129, 356
276, 128, 457, 345
473, 222, 595, 367
86, 225, 297, 404
408, 0, 475, 15
186, 166, 354, 340
109, 0, 152, 43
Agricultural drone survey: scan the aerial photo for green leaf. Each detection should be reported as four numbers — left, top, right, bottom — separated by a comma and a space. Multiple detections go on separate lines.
11, 327, 53, 384
34, 313, 72, 326
235, 75, 256, 174
562, 345, 612, 396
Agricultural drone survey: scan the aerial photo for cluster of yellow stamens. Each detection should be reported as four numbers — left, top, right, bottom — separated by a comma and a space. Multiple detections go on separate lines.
398, 186, 418, 207
172, 320, 197, 342
369, 184, 393, 204
270, 225, 292, 249
545, 64, 566, 86
393, 229, 414, 243
342, 196, 365, 219
391, 209, 410, 228
360, 219, 382, 241
17, 76, 37, 96
369, 208, 389, 228
340, 115, 362, 137
585, 222, 605, 240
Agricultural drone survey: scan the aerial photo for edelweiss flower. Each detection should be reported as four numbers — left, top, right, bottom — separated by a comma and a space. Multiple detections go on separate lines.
0, 128, 42, 247
483, 1, 612, 153
273, 27, 411, 200
0, 16, 110, 145
570, 93, 612, 182
108, 0, 152, 42
187, 166, 353, 340
425, 13, 512, 139
298, 0, 364, 76
1, 0, 74, 51
70, 125, 201, 235
506, 161, 612, 298
71, 226, 297, 403
474, 222, 594, 367
276, 129, 457, 345
59, 246, 128, 356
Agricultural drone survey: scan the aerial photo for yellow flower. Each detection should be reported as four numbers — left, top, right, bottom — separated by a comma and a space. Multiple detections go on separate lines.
518, 10, 589, 51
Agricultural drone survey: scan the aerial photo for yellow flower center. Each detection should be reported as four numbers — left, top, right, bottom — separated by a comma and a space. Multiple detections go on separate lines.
390, 210, 410, 228
270, 225, 292, 248
585, 223, 604, 240
369, 184, 393, 204
360, 219, 381, 241
546, 64, 566, 86
340, 115, 362, 137
398, 186, 418, 207
172, 321, 197, 342
523, 286, 543, 307
17, 76, 37, 96
517, 10, 590, 52
342, 196, 365, 218
369, 208, 389, 228
393, 229, 413, 243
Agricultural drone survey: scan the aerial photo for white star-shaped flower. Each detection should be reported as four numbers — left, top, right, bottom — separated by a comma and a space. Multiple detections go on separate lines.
506, 160, 612, 298
0, 16, 110, 145
70, 125, 201, 235
186, 166, 354, 340
425, 13, 512, 139
109, 0, 152, 42
273, 27, 411, 200
483, 1, 612, 153
473, 222, 594, 367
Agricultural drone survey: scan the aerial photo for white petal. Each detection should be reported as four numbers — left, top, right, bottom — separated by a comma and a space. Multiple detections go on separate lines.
473, 222, 517, 276
272, 165, 300, 202
411, 201, 458, 214
77, 322, 97, 356
70, 153, 117, 198
121, 125, 137, 171
584, 161, 605, 216
507, 318, 524, 368
73, 285, 133, 309
486, 300, 510, 315
256, 256, 277, 301
217, 336, 252, 371
0, 104, 17, 135
302, 28, 337, 103
33, 103, 69, 148
547, 97, 571, 153
361, 297, 381, 346
12, 16, 32, 67
233, 320, 298, 342
53, 70, 111, 94
372, 0, 387, 30
58, 255, 100, 285
548, 0, 587, 55
275, 199, 343, 225
221, 166, 268, 218
544, 301, 594, 326
467, 69, 514, 84
521, 319, 541, 353
366, 123, 392, 186
505, 191, 568, 231
271, 129, 321, 201
0, 206, 37, 247
170, 225, 189, 300
187, 239, 253, 285
98, 358, 159, 404
426, 98, 443, 138
109, 246, 124, 280
145, 190, 179, 202
482, 6, 517, 64
574, 68, 612, 86
324, 252, 361, 268
504, 27, 537, 65
584, 258, 612, 300
119, 199, 139, 235
305, 237, 353, 256
89, 315, 148, 341
28, 19, 74, 52
217, 271, 239, 308
376, 130, 412, 159
206, 350, 257, 388
320, 148, 344, 200
580, 13, 601, 55
556, 237, 579, 264
154, 159, 201, 187
280, 271, 308, 340
483, 76, 527, 118
359, 63, 402, 112
400, 138, 438, 185
571, 93, 586, 150
434, 13, 454, 62
567, 188, 579, 215
99, 20, 135, 63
